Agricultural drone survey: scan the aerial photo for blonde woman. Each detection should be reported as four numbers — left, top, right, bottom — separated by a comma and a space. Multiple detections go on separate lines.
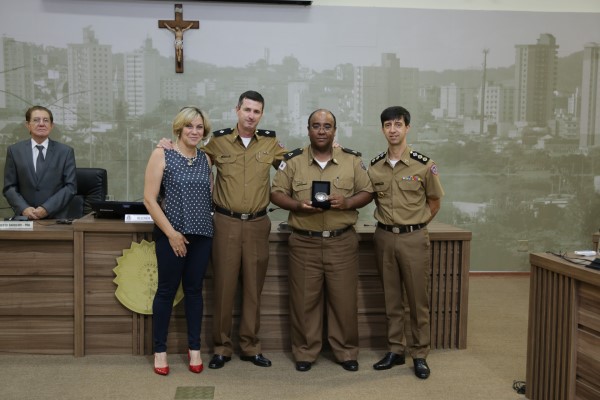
144, 106, 213, 375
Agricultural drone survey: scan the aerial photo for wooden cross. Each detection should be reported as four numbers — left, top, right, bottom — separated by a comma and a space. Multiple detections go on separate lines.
158, 4, 199, 73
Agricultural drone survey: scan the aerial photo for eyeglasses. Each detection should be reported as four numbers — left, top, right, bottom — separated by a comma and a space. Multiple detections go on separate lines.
310, 124, 334, 132
30, 118, 51, 126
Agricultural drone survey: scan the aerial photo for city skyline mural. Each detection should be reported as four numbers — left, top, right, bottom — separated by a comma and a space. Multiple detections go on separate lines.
1, 0, 599, 271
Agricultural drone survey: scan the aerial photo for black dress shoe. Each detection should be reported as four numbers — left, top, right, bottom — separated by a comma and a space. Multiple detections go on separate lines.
240, 353, 272, 367
208, 354, 231, 369
413, 358, 430, 379
295, 361, 312, 372
340, 360, 359, 372
373, 352, 406, 370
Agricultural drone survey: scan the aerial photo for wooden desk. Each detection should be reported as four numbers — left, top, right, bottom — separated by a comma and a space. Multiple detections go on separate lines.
0, 216, 471, 356
0, 222, 74, 354
72, 214, 153, 356
526, 253, 600, 400
73, 218, 470, 355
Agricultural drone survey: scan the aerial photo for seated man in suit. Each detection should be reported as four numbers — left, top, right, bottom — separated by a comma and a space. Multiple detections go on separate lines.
3, 105, 77, 220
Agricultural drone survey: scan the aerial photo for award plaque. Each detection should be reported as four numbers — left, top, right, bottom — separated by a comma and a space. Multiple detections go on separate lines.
311, 180, 331, 209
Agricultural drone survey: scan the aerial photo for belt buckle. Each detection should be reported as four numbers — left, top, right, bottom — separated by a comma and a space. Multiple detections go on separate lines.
322, 230, 331, 238
240, 213, 249, 220
392, 226, 400, 234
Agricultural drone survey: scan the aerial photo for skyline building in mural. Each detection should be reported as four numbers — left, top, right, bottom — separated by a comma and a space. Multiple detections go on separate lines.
514, 33, 558, 128
580, 42, 600, 149
1, 4, 599, 271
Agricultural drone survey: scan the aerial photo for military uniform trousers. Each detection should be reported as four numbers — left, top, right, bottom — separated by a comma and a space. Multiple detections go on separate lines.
211, 211, 271, 357
288, 229, 359, 363
373, 226, 431, 359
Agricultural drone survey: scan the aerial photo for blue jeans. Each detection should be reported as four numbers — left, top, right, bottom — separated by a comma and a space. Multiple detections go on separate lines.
152, 231, 212, 353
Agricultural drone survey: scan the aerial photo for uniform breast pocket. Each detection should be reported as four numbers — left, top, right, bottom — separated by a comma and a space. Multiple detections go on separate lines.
373, 181, 392, 206
292, 180, 311, 201
255, 151, 274, 179
215, 154, 238, 176
332, 177, 354, 197
397, 180, 423, 206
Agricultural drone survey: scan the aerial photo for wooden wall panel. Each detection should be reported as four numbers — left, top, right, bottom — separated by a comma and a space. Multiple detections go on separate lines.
84, 232, 149, 276
85, 276, 131, 316
0, 241, 73, 276
0, 316, 73, 354
85, 316, 135, 354
0, 277, 73, 315
0, 226, 74, 355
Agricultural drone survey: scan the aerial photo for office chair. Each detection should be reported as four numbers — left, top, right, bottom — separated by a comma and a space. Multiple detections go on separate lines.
66, 167, 108, 218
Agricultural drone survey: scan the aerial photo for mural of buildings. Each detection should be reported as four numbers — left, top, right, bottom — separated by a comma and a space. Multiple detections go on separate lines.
0, 37, 34, 110
514, 33, 558, 127
124, 38, 161, 117
67, 27, 114, 122
579, 42, 600, 149
0, 3, 599, 271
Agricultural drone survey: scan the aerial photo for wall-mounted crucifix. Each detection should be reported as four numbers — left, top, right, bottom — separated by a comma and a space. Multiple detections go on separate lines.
158, 4, 199, 73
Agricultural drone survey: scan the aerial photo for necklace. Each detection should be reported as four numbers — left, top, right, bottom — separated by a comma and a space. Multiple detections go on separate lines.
175, 143, 198, 166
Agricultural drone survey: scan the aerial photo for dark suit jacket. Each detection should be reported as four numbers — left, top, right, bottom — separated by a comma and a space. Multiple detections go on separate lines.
3, 138, 77, 219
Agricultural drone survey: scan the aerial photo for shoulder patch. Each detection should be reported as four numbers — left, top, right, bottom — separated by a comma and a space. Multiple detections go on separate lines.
256, 129, 276, 137
409, 150, 430, 165
341, 147, 362, 157
371, 151, 386, 166
213, 128, 233, 137
284, 147, 303, 160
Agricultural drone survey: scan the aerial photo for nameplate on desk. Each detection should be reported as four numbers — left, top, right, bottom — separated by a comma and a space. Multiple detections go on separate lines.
0, 220, 34, 230
124, 214, 154, 223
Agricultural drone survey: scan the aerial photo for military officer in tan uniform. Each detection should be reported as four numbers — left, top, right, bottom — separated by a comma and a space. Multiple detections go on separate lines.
368, 106, 444, 379
160, 92, 286, 369
271, 109, 373, 373
205, 91, 287, 370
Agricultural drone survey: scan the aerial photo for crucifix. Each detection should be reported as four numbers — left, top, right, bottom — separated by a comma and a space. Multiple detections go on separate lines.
158, 4, 199, 73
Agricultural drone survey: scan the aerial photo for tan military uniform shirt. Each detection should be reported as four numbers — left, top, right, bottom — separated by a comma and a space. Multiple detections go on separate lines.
368, 146, 444, 225
202, 127, 286, 214
271, 146, 374, 231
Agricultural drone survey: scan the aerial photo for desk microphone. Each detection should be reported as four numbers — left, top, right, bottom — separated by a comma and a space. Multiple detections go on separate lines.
7, 216, 29, 221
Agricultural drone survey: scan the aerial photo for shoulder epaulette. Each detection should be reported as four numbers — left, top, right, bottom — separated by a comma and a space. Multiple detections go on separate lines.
213, 128, 233, 137
370, 151, 386, 166
256, 129, 276, 137
284, 148, 303, 160
341, 147, 362, 157
409, 150, 430, 165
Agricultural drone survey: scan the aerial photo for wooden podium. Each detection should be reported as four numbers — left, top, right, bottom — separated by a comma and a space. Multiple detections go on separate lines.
526, 253, 600, 400
0, 216, 471, 356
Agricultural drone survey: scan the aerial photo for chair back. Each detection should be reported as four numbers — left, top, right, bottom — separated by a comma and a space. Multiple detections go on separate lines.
66, 168, 108, 218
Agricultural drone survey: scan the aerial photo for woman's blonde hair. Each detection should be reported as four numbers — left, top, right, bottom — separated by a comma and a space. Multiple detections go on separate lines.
172, 106, 211, 139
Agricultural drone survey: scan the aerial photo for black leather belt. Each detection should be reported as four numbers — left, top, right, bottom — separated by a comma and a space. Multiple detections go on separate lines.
377, 222, 426, 234
292, 226, 352, 238
214, 205, 267, 221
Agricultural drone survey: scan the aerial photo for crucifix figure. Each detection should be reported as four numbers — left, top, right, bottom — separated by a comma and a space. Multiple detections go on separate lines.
158, 4, 199, 73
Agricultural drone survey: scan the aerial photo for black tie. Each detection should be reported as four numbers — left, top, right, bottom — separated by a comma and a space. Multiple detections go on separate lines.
36, 145, 45, 176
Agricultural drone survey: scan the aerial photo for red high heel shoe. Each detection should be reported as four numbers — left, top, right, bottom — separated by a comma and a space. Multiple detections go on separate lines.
154, 353, 169, 376
154, 365, 170, 376
188, 350, 204, 374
